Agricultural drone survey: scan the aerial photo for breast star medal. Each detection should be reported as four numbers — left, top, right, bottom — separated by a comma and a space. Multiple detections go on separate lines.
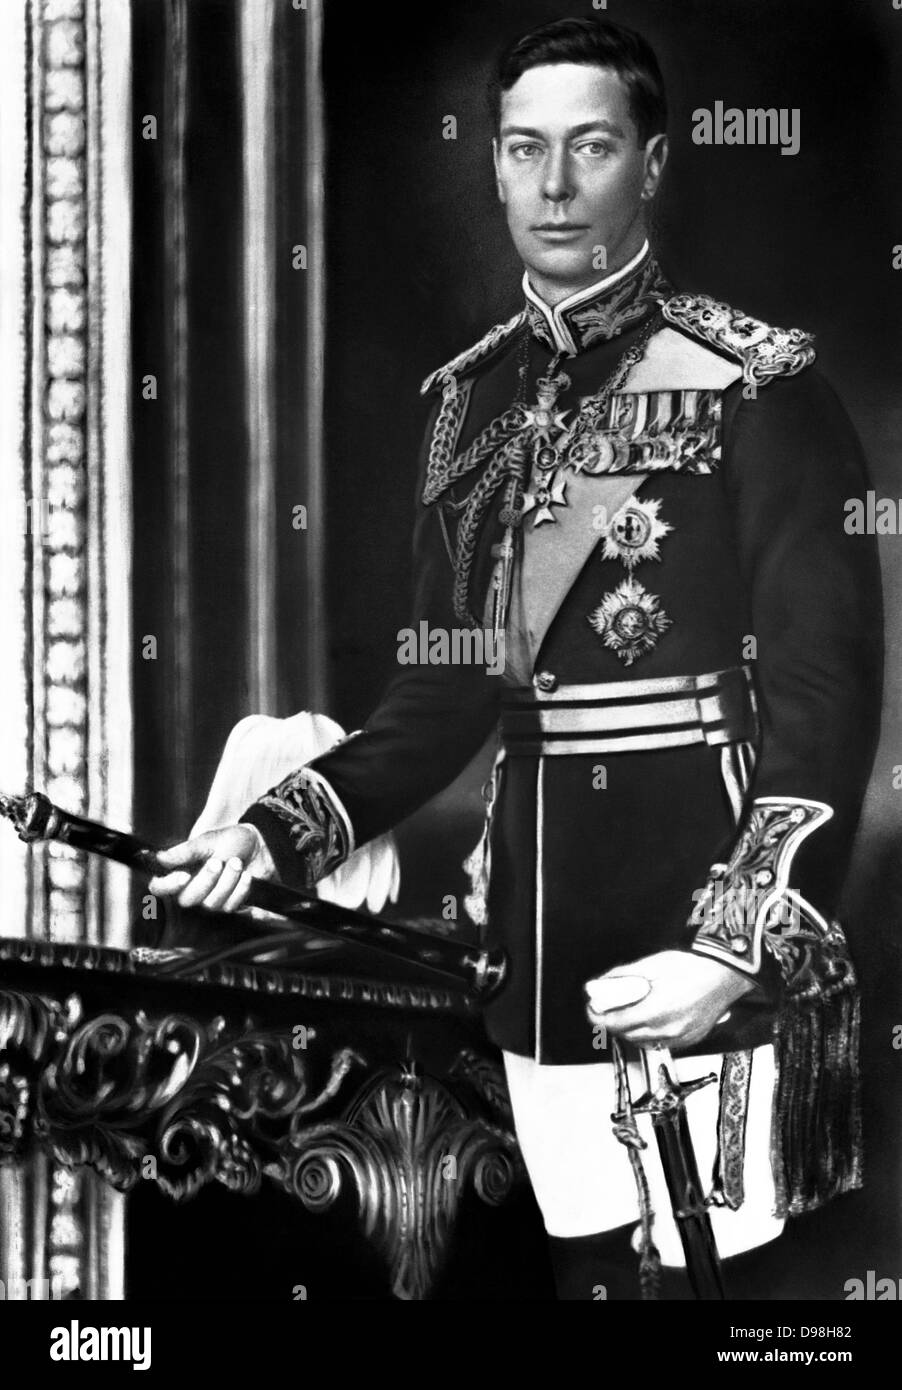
588, 577, 671, 666
600, 498, 672, 570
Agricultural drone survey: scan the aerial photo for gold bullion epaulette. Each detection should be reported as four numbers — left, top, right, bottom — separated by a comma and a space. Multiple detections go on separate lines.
420, 310, 527, 395
661, 293, 815, 388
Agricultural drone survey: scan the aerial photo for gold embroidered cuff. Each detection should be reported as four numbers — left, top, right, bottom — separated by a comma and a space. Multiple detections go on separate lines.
253, 766, 351, 888
688, 797, 833, 975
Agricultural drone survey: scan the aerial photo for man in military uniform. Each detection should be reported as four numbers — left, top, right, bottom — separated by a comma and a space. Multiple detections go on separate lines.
150, 18, 882, 1298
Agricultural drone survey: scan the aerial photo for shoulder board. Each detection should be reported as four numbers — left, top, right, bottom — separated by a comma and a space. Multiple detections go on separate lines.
661, 294, 815, 388
420, 310, 527, 396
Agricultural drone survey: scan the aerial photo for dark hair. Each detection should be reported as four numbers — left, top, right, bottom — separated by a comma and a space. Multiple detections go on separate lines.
488, 17, 667, 146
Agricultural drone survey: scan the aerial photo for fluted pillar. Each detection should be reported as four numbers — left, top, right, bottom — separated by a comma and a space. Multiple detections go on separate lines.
0, 0, 131, 1302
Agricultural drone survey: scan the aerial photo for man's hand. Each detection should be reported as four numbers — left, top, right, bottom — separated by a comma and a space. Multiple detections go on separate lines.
585, 949, 757, 1049
147, 824, 277, 913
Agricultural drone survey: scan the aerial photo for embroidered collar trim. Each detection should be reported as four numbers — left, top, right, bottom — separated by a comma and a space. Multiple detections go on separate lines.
524, 242, 672, 355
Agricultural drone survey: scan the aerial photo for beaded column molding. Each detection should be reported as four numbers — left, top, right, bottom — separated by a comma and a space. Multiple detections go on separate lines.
0, 0, 132, 1301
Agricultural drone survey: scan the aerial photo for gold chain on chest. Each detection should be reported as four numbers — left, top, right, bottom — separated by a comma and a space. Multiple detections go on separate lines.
447, 314, 662, 626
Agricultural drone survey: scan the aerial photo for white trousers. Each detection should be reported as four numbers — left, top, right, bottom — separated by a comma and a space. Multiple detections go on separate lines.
503, 1045, 784, 1266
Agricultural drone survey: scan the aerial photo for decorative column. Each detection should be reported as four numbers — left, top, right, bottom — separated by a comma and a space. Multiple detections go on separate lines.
245, 0, 328, 717
240, 0, 278, 716
300, 0, 327, 711
0, 0, 132, 1301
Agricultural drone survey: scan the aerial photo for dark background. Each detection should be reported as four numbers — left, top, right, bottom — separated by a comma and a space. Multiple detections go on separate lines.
131, 0, 312, 845
129, 0, 902, 1297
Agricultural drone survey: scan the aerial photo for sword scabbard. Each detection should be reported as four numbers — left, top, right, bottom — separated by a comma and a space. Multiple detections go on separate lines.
633, 1045, 726, 1301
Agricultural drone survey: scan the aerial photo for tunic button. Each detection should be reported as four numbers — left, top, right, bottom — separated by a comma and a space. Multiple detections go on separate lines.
730, 939, 749, 955
533, 671, 558, 693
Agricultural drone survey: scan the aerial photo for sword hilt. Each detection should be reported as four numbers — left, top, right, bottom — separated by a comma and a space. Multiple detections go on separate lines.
631, 1045, 719, 1118
629, 1045, 726, 1300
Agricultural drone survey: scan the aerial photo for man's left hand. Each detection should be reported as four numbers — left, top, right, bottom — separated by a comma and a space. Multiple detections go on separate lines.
585, 949, 757, 1049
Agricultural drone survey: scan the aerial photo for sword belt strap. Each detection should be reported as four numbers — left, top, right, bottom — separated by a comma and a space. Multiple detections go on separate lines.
500, 664, 758, 757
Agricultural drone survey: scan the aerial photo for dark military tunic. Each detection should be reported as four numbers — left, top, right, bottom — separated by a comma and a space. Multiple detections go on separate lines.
244, 248, 882, 1073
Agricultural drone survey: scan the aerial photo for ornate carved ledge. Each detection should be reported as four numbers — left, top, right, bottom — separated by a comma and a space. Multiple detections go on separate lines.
0, 936, 523, 1301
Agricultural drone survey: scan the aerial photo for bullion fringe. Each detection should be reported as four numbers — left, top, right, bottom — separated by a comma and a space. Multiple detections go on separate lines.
771, 978, 863, 1219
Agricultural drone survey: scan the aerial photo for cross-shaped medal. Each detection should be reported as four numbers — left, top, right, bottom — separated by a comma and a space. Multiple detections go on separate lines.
520, 371, 572, 527
521, 469, 569, 527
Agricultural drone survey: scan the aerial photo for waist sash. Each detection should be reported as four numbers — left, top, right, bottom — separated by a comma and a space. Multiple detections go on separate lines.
500, 665, 758, 757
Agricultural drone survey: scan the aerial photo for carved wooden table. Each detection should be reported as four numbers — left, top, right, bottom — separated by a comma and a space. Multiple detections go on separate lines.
0, 934, 525, 1300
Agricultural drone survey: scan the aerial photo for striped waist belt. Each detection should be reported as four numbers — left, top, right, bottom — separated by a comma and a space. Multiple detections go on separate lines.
500, 665, 758, 757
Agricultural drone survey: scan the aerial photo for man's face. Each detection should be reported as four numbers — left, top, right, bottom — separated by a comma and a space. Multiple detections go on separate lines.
493, 63, 667, 300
